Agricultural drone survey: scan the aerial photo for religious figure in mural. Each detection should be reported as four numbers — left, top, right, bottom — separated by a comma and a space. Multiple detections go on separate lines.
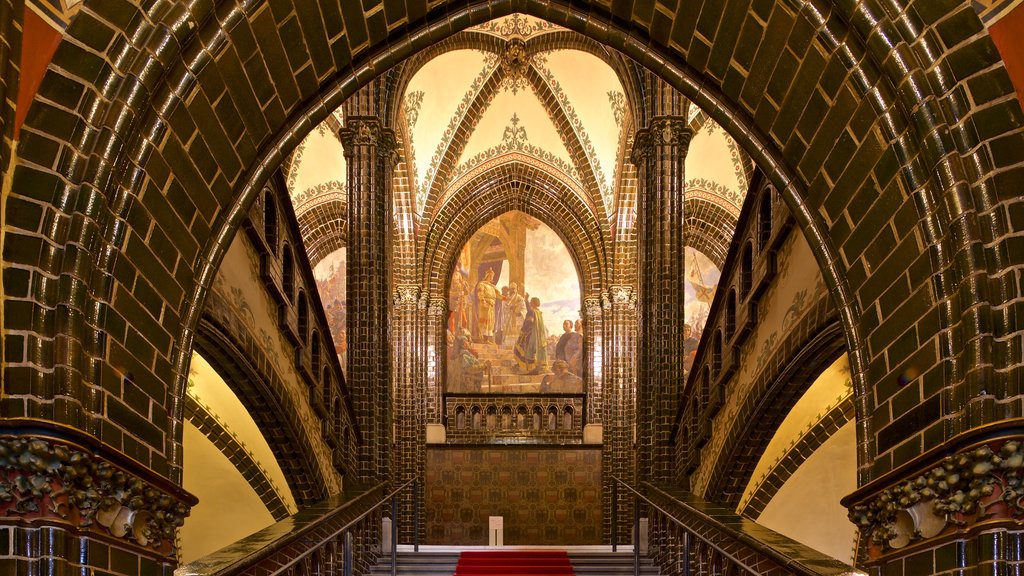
495, 286, 509, 344
449, 272, 470, 334
566, 319, 584, 375
476, 269, 500, 343
541, 360, 582, 393
514, 297, 548, 374
448, 329, 489, 392
501, 282, 526, 348
444, 211, 581, 394
554, 320, 574, 361
683, 323, 699, 374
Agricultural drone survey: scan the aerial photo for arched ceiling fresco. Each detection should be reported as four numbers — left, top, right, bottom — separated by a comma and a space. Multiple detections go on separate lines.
685, 123, 749, 218
284, 109, 346, 215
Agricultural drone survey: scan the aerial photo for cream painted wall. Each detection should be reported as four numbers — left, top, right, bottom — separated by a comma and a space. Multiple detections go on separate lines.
741, 354, 851, 505
756, 422, 858, 564
180, 422, 276, 563
210, 233, 342, 494
189, 352, 298, 513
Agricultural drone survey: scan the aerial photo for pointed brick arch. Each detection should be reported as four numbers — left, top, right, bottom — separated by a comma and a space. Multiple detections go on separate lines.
684, 196, 739, 270
416, 62, 609, 226
5, 0, 1020, 495
296, 195, 347, 269
422, 160, 610, 302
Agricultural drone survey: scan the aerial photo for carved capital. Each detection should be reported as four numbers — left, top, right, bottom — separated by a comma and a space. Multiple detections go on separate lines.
394, 285, 422, 309
584, 297, 603, 320
428, 298, 448, 318
0, 433, 196, 558
608, 286, 637, 311
340, 118, 399, 165
631, 116, 692, 165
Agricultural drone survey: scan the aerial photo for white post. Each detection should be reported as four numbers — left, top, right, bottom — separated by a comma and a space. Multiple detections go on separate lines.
488, 516, 504, 546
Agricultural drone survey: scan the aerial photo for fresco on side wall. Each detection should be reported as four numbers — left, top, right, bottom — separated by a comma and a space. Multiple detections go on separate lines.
447, 211, 582, 394
684, 248, 721, 374
314, 248, 346, 376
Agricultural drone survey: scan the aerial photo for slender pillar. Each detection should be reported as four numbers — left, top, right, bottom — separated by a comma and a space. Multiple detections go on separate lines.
341, 116, 396, 482
392, 285, 425, 541
425, 298, 447, 424
583, 296, 604, 424
603, 286, 638, 544
633, 96, 691, 485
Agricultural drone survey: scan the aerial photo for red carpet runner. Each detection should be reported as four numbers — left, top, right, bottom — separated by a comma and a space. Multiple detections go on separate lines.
454, 551, 574, 576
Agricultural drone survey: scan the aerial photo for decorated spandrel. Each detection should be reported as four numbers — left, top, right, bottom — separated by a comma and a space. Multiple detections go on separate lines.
446, 210, 582, 394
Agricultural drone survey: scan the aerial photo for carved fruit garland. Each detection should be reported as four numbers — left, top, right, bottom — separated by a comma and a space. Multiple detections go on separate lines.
0, 437, 191, 551
850, 440, 1024, 548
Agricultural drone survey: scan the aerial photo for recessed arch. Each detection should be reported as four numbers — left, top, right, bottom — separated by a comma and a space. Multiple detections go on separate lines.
683, 196, 739, 270
423, 161, 609, 302
7, 0, 1017, 490
296, 196, 347, 269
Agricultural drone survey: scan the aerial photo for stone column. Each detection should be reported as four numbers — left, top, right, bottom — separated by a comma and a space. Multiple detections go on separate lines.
341, 116, 396, 482
583, 296, 604, 425
392, 285, 424, 542
425, 298, 447, 425
633, 114, 691, 485
602, 286, 638, 544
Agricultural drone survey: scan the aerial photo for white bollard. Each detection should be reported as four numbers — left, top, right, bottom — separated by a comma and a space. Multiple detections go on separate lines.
488, 516, 504, 546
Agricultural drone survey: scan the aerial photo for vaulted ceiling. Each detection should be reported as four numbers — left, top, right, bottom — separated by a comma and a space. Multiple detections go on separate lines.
283, 14, 753, 273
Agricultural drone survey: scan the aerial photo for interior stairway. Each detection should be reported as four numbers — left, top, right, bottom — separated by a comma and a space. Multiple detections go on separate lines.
368, 549, 661, 576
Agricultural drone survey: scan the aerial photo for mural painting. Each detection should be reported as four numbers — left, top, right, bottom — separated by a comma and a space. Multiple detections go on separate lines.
684, 248, 720, 374
447, 211, 583, 394
314, 248, 346, 376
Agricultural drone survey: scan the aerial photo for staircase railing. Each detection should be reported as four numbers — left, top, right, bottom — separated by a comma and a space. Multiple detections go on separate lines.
177, 478, 420, 576
610, 477, 852, 576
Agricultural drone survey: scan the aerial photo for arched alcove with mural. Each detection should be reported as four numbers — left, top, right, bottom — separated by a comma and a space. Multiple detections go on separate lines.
445, 210, 584, 395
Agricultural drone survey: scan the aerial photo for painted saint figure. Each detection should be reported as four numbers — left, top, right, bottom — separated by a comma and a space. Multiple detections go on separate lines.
541, 360, 582, 393
475, 269, 499, 342
514, 297, 548, 374
501, 283, 526, 348
565, 319, 584, 375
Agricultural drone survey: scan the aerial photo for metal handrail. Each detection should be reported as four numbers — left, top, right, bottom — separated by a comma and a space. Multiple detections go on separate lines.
179, 477, 421, 576
610, 476, 760, 576
273, 477, 421, 576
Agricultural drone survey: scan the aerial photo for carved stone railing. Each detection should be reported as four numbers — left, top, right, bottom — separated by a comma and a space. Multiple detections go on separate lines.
176, 478, 420, 576
443, 394, 585, 443
611, 478, 854, 576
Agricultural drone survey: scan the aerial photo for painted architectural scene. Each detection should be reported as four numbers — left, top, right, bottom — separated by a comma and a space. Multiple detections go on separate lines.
683, 248, 720, 374
447, 211, 583, 394
314, 248, 347, 376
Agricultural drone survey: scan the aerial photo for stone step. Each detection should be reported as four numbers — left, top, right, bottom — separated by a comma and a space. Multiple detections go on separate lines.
368, 551, 660, 576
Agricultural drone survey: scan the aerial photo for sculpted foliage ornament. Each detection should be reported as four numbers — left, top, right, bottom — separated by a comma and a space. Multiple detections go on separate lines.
0, 436, 192, 554
429, 298, 448, 317
341, 119, 399, 165
849, 440, 1024, 549
394, 285, 422, 309
632, 117, 692, 165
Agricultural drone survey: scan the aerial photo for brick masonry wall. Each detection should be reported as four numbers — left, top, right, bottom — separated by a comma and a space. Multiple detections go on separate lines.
3, 1, 1024, 572
424, 447, 601, 545
3, 0, 1016, 488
